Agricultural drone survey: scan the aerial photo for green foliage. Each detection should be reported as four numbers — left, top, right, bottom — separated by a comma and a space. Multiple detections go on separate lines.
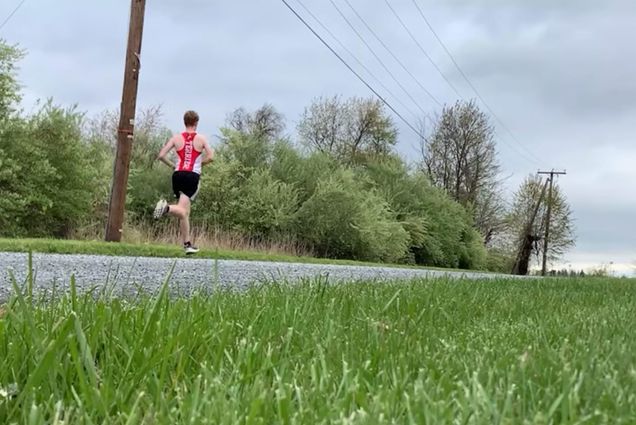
360, 156, 429, 252
296, 169, 409, 262
0, 40, 24, 120
232, 169, 299, 238
485, 248, 516, 273
193, 154, 243, 229
127, 127, 174, 223
29, 103, 93, 236
508, 174, 576, 268
127, 165, 173, 223
412, 179, 487, 269
218, 127, 272, 172
0, 103, 92, 237
360, 157, 486, 269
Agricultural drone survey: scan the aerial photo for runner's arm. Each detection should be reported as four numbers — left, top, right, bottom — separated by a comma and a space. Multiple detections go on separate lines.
157, 137, 175, 168
201, 138, 215, 165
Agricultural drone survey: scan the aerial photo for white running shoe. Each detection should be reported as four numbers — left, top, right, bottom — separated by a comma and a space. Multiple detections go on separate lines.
153, 199, 169, 219
184, 242, 199, 255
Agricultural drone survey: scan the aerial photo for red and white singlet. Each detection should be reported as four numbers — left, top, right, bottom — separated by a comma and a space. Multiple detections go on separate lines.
174, 132, 203, 174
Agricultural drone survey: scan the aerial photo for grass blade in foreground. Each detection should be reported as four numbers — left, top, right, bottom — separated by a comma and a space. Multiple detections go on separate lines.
1, 277, 635, 423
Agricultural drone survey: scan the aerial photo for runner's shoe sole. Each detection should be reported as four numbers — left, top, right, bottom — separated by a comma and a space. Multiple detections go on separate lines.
153, 199, 168, 219
185, 246, 200, 255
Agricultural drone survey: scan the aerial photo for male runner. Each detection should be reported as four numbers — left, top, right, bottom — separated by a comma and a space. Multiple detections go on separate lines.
153, 110, 214, 254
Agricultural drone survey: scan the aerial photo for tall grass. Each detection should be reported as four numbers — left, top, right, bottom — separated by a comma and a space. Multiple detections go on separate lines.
70, 221, 314, 258
1, 273, 635, 423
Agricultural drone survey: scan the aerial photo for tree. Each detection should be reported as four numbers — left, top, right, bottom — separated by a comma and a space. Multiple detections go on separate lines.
227, 103, 285, 141
508, 175, 576, 271
0, 40, 24, 121
297, 95, 397, 163
0, 102, 94, 237
421, 100, 504, 244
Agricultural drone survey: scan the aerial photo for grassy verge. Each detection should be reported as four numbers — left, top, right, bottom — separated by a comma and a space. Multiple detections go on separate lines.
1, 276, 635, 423
0, 238, 482, 273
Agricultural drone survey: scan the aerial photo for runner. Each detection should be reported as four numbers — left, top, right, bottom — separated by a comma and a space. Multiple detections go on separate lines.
153, 110, 214, 254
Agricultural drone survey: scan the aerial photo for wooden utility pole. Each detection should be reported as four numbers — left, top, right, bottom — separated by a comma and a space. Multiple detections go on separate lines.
105, 0, 147, 242
537, 170, 567, 275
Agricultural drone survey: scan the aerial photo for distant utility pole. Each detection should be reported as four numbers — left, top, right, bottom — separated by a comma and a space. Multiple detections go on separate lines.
105, 0, 147, 242
537, 169, 567, 276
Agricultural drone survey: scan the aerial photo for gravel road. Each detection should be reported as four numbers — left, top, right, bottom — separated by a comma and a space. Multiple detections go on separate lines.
0, 252, 513, 301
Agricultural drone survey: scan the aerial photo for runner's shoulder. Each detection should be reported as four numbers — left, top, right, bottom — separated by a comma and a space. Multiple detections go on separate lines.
194, 133, 209, 145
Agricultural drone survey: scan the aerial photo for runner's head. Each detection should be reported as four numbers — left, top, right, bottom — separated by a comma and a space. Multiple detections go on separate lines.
184, 110, 199, 130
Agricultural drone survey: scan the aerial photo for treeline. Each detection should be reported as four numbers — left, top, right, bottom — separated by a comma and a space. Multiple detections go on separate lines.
0, 104, 488, 269
0, 41, 575, 272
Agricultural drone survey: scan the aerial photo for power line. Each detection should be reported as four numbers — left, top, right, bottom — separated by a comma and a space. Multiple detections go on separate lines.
341, 0, 441, 108
0, 0, 26, 32
382, 0, 464, 100
280, 0, 424, 138
294, 0, 421, 122
410, 0, 543, 164
327, 0, 429, 117
385, 0, 540, 166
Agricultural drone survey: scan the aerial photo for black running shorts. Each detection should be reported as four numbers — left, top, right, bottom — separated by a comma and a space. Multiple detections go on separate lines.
172, 171, 200, 200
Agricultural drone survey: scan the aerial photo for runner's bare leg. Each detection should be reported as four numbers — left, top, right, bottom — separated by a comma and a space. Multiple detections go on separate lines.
167, 194, 192, 244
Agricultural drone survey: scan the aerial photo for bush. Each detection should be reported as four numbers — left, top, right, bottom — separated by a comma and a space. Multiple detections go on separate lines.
0, 103, 93, 237
127, 165, 173, 223
296, 169, 408, 262
232, 169, 299, 238
413, 184, 487, 269
193, 155, 243, 229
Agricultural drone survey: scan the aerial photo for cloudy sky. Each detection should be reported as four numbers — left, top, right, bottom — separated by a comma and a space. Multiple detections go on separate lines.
2, 0, 634, 275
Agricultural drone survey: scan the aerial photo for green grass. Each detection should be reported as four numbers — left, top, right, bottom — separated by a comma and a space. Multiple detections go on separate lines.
0, 238, 480, 273
1, 272, 635, 423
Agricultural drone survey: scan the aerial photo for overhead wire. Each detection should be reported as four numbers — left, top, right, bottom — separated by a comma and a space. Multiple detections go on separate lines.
409, 0, 543, 164
380, 0, 542, 166
0, 0, 26, 32
294, 0, 422, 123
341, 0, 441, 108
382, 0, 464, 100
280, 0, 425, 138
326, 0, 430, 117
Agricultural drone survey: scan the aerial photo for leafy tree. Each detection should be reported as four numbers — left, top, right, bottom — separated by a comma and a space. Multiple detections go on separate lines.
422, 100, 505, 244
0, 42, 95, 236
298, 96, 397, 164
414, 181, 486, 269
507, 174, 576, 270
227, 104, 285, 141
0, 102, 93, 237
0, 40, 23, 121
30, 103, 93, 236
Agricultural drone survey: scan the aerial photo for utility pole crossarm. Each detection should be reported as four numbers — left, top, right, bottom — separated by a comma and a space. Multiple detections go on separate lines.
537, 170, 567, 176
